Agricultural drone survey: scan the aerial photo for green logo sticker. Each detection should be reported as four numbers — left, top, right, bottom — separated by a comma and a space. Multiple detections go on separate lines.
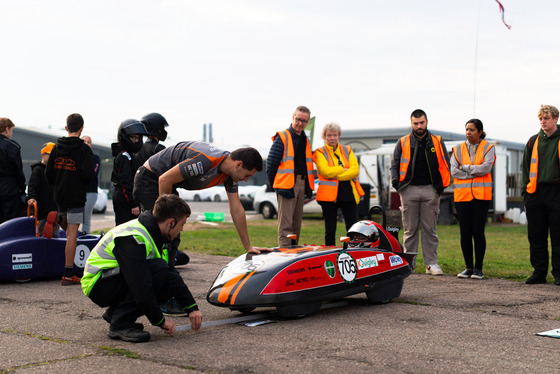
324, 260, 336, 278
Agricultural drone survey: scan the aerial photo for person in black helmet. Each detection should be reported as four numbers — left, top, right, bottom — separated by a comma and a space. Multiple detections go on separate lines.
135, 112, 169, 170
111, 119, 148, 225
134, 113, 169, 212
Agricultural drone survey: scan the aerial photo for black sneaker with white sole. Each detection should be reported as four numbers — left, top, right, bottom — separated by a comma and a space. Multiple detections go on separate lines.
457, 269, 473, 278
471, 269, 483, 279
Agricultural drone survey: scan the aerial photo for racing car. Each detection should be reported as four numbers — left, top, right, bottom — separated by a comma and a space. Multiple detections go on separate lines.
0, 205, 100, 282
207, 206, 416, 318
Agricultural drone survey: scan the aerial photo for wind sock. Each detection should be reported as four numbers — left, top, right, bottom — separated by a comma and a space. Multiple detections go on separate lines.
495, 0, 511, 29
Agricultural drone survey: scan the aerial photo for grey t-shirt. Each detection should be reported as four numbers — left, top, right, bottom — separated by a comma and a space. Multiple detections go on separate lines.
147, 141, 238, 193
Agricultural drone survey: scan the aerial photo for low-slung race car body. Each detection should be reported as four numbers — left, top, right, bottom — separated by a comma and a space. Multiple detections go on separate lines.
207, 206, 416, 318
0, 215, 100, 282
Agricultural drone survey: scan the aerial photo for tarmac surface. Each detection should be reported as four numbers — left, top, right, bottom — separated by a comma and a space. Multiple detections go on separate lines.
2, 203, 560, 373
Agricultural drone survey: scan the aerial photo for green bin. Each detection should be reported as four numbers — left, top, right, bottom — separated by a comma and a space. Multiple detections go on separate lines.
204, 212, 224, 222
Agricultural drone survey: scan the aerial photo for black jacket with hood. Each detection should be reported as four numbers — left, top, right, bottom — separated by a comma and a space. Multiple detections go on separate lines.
46, 136, 95, 209
111, 142, 141, 210
28, 162, 57, 220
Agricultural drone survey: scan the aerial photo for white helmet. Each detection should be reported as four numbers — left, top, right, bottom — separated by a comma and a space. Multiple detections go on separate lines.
347, 220, 380, 248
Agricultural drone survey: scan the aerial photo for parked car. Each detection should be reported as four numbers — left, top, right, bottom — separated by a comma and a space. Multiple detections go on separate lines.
177, 188, 212, 202
93, 188, 108, 214
178, 185, 261, 204
252, 184, 322, 219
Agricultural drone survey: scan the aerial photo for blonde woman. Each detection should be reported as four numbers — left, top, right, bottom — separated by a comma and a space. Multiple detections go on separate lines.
313, 122, 364, 246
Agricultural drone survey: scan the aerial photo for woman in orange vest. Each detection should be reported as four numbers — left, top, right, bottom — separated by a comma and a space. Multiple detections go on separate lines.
313, 123, 364, 246
451, 119, 495, 280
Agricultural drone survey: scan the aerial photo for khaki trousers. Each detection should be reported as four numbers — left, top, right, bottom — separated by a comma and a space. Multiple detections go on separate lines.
277, 178, 306, 246
399, 184, 440, 267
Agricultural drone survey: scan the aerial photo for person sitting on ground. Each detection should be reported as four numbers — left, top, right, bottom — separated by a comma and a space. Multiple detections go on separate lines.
81, 194, 202, 343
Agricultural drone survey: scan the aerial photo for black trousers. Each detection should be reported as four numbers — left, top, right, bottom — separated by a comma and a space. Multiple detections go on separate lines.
88, 259, 190, 330
0, 193, 23, 224
455, 199, 490, 270
524, 184, 560, 277
133, 166, 159, 212
112, 188, 136, 226
319, 201, 358, 246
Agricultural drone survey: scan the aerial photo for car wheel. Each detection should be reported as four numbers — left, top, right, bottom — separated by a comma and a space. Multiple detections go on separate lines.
261, 202, 276, 219
214, 194, 221, 202
194, 194, 201, 202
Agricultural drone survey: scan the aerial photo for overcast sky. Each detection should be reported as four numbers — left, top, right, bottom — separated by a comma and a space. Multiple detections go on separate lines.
2, 0, 559, 150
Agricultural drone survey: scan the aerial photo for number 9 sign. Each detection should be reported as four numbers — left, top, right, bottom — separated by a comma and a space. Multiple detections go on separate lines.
74, 244, 91, 269
337, 252, 357, 284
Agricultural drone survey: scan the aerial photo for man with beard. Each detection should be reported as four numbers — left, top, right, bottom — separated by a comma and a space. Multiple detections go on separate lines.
390, 109, 451, 274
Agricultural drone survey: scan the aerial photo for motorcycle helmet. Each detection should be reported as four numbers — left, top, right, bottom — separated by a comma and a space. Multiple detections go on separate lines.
347, 220, 380, 248
140, 112, 169, 141
117, 119, 148, 154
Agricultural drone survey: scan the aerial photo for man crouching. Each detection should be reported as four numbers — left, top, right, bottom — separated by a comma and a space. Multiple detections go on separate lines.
81, 194, 202, 342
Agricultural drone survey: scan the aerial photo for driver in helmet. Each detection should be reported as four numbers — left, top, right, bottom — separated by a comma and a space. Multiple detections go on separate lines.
111, 119, 148, 225
347, 220, 380, 248
135, 112, 169, 175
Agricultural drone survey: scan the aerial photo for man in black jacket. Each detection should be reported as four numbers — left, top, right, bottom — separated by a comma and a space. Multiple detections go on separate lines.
0, 118, 26, 224
390, 109, 450, 274
46, 113, 95, 285
82, 194, 202, 343
266, 105, 315, 246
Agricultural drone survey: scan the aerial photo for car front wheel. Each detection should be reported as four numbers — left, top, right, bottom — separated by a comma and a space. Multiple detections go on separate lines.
261, 202, 276, 219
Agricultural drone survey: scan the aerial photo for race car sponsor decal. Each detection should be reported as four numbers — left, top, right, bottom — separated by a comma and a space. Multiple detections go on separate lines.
376, 253, 385, 261
197, 162, 204, 174
324, 260, 336, 278
74, 244, 91, 268
13, 264, 32, 270
337, 252, 357, 284
187, 164, 195, 177
12, 253, 32, 263
356, 255, 378, 270
389, 255, 404, 266
231, 258, 265, 274
286, 267, 305, 275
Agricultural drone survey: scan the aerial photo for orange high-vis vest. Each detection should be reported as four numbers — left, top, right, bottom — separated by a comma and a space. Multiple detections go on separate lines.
314, 145, 365, 203
398, 134, 451, 187
526, 136, 560, 193
272, 130, 315, 190
452, 140, 495, 201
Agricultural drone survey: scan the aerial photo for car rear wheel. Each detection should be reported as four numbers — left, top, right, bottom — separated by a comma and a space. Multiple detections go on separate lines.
193, 194, 201, 202
261, 202, 276, 219
214, 194, 221, 202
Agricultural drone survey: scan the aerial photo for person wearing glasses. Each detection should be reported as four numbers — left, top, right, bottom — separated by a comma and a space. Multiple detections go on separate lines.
267, 105, 315, 247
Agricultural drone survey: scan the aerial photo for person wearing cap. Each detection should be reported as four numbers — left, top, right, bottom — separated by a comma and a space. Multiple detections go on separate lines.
27, 142, 59, 237
0, 118, 26, 224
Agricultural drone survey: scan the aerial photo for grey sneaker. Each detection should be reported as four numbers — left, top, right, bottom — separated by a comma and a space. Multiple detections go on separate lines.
457, 269, 473, 278
471, 269, 483, 279
426, 264, 443, 275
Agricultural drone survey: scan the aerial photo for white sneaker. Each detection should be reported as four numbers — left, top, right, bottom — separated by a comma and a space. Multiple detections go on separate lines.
426, 264, 443, 275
